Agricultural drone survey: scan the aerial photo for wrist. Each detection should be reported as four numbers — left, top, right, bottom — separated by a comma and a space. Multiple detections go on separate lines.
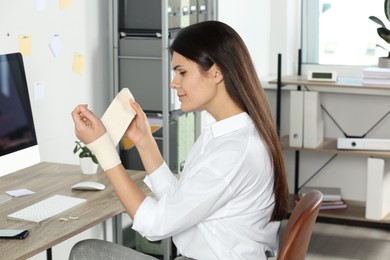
86, 132, 121, 171
135, 134, 156, 150
135, 134, 164, 174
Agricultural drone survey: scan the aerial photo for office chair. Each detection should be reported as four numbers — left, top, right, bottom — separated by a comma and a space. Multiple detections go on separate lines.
277, 190, 323, 260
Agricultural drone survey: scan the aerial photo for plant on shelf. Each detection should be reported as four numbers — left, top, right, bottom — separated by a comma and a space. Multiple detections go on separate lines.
73, 140, 98, 164
369, 0, 390, 64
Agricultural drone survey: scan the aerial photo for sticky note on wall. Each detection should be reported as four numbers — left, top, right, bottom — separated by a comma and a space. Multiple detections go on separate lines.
72, 52, 85, 75
60, 0, 72, 9
19, 35, 32, 56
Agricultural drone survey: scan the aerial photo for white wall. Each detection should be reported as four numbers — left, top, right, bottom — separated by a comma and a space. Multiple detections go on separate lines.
0, 0, 110, 166
218, 0, 300, 78
218, 0, 390, 202
0, 1, 111, 259
218, 0, 271, 77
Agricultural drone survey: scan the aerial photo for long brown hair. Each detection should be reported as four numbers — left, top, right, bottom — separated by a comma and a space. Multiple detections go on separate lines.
170, 21, 289, 221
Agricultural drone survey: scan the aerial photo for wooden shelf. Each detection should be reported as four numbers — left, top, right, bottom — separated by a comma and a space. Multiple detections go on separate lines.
280, 135, 390, 158
289, 195, 390, 230
269, 75, 390, 90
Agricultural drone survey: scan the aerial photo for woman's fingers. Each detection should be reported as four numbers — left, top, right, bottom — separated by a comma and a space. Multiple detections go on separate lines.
78, 106, 98, 125
130, 99, 146, 120
71, 104, 88, 126
71, 105, 105, 144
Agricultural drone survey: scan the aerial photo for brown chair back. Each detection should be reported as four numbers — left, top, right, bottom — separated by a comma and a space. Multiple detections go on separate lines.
277, 190, 323, 260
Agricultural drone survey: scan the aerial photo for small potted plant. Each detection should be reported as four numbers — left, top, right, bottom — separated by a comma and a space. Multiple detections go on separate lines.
369, 0, 390, 67
73, 140, 99, 174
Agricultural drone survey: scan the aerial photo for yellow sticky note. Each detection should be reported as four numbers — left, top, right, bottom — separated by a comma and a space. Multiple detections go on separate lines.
72, 53, 85, 75
121, 126, 161, 150
18, 35, 32, 56
60, 0, 72, 9
122, 137, 134, 150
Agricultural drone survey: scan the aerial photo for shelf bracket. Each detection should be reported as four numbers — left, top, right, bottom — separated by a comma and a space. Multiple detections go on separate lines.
298, 153, 338, 192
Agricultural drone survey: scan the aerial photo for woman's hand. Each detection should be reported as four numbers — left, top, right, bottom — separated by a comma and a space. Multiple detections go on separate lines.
125, 100, 164, 174
124, 100, 153, 147
71, 104, 106, 144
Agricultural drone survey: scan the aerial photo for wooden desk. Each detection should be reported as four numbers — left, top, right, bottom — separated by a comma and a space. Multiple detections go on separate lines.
0, 162, 148, 260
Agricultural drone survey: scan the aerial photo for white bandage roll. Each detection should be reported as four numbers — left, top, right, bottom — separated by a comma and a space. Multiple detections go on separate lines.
101, 88, 136, 146
86, 132, 121, 171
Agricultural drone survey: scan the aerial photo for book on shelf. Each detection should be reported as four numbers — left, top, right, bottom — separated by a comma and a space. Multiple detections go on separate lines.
362, 67, 390, 77
298, 186, 342, 201
295, 192, 347, 211
362, 67, 390, 86
362, 78, 390, 86
294, 197, 347, 210
319, 200, 348, 210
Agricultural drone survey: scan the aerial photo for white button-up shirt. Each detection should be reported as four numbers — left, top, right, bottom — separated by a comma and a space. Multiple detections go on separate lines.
132, 112, 280, 260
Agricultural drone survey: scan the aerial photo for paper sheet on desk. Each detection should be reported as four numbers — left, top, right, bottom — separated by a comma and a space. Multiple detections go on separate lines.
6, 189, 35, 197
0, 194, 12, 204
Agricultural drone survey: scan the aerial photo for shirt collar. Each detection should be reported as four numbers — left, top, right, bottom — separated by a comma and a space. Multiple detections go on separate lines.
209, 112, 253, 138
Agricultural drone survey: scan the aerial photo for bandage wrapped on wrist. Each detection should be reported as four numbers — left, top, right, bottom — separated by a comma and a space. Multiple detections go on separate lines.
86, 132, 121, 171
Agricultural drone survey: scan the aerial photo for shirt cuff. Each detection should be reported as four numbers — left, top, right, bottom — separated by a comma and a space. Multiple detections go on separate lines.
132, 196, 157, 237
144, 162, 177, 198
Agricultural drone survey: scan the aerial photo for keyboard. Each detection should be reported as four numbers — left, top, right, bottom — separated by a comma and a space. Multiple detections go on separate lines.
7, 195, 86, 223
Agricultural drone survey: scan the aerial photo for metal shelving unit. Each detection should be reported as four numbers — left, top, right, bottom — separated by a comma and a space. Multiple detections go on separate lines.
108, 1, 217, 258
269, 54, 390, 230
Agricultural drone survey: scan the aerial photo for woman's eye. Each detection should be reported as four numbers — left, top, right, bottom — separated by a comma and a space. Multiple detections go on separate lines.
179, 71, 186, 76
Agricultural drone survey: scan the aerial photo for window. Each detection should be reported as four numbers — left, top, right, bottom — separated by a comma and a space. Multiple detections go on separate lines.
302, 0, 387, 66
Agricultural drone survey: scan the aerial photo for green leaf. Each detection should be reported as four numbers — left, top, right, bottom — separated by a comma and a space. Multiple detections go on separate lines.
378, 27, 390, 44
385, 0, 390, 22
79, 150, 89, 158
91, 155, 99, 164
73, 140, 98, 163
369, 15, 386, 28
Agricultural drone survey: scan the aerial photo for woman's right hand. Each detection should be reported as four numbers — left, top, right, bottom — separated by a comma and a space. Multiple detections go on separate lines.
125, 100, 153, 147
71, 104, 106, 144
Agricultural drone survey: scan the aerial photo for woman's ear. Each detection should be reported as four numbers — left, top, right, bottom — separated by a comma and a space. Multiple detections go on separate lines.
213, 65, 224, 84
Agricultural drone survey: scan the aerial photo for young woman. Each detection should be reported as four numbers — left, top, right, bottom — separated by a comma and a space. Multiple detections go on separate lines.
70, 20, 288, 260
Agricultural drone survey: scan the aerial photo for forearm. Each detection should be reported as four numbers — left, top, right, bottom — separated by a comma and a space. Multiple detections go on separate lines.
136, 135, 164, 175
106, 164, 146, 219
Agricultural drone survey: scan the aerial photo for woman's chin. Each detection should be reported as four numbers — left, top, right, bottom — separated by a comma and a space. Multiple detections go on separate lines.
180, 106, 194, 113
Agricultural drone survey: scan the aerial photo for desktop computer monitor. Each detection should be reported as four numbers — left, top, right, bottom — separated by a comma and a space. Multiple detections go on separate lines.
0, 52, 40, 176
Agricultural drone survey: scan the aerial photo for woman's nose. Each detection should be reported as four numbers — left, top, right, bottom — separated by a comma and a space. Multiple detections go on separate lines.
170, 76, 179, 89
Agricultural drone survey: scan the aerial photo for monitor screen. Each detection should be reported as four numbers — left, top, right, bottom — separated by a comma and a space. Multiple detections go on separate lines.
0, 52, 40, 176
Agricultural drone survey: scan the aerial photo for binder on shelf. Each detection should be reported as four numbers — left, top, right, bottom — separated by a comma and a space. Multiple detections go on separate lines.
289, 91, 304, 147
366, 158, 390, 220
337, 138, 390, 151
303, 91, 324, 148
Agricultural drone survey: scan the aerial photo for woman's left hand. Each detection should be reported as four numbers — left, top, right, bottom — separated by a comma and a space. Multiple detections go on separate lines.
71, 104, 106, 144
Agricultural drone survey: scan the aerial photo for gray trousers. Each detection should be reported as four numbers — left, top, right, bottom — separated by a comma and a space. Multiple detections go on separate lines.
68, 239, 193, 260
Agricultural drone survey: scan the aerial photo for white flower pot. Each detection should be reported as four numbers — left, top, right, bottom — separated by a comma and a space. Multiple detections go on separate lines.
378, 57, 390, 68
79, 157, 98, 174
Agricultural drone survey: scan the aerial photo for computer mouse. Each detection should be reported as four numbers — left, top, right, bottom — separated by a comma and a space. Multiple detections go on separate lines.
71, 181, 105, 191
